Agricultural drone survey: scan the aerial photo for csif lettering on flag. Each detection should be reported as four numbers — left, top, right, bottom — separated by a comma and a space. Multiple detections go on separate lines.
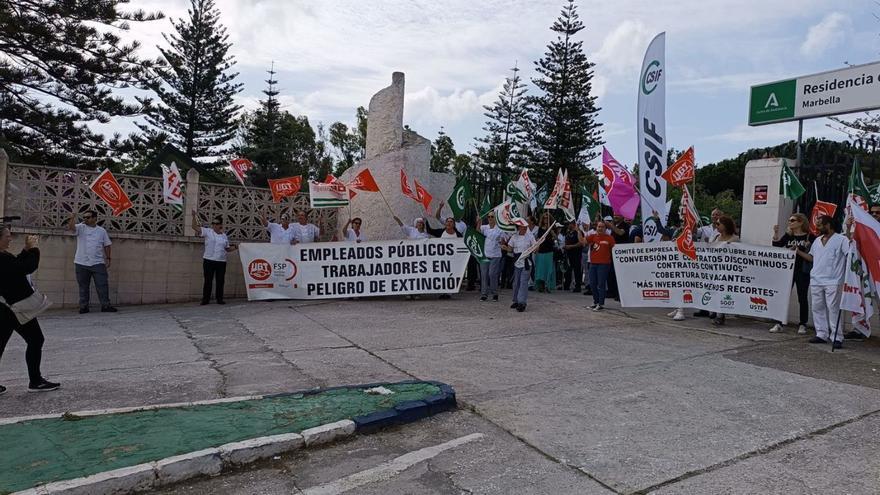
661, 146, 694, 187
464, 227, 490, 264
637, 32, 667, 241
229, 158, 255, 185
267, 176, 303, 203
89, 169, 133, 216
162, 162, 184, 206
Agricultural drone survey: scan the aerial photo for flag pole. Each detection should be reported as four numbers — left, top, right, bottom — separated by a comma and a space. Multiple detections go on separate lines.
376, 188, 396, 217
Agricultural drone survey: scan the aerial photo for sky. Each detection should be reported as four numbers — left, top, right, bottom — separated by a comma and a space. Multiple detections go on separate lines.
112, 0, 878, 169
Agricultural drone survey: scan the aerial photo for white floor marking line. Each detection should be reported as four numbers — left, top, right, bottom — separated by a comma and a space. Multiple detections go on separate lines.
300, 433, 486, 495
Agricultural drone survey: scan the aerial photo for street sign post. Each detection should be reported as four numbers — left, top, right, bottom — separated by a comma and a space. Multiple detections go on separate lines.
749, 61, 880, 126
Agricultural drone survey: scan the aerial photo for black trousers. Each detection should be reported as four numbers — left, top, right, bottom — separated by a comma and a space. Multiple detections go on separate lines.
792, 270, 811, 326
501, 255, 515, 289
607, 263, 619, 298
564, 250, 583, 290
466, 256, 478, 290
0, 307, 45, 383
202, 259, 227, 303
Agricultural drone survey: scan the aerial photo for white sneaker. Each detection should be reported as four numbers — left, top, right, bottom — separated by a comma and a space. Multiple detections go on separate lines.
667, 309, 678, 318
769, 324, 783, 333
672, 309, 685, 321
797, 325, 807, 335
592, 305, 603, 312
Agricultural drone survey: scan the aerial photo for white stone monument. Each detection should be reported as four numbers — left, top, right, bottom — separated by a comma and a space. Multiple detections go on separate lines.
739, 157, 797, 245
339, 72, 456, 240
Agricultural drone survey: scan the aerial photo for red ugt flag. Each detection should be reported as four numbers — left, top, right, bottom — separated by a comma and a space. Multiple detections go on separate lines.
267, 176, 302, 203
89, 169, 133, 216
230, 158, 255, 185
662, 146, 695, 186
347, 168, 381, 199
400, 169, 418, 200
414, 179, 433, 212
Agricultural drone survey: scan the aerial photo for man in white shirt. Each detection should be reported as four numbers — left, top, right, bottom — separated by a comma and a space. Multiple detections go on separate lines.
67, 210, 116, 314
477, 212, 508, 302
292, 211, 321, 244
696, 208, 722, 243
260, 212, 296, 244
190, 211, 238, 305
805, 215, 850, 348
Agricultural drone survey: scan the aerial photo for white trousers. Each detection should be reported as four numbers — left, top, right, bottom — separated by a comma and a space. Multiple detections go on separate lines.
810, 285, 842, 342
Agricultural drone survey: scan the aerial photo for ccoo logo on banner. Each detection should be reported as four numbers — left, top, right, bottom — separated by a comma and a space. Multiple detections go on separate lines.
613, 242, 796, 323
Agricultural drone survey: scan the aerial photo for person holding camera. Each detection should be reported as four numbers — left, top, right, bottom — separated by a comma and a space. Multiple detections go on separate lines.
0, 226, 60, 394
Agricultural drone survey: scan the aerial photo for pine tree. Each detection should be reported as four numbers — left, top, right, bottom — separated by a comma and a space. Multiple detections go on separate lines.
431, 128, 457, 173
0, 1, 163, 167
138, 0, 242, 164
237, 63, 320, 185
529, 0, 604, 186
474, 64, 532, 173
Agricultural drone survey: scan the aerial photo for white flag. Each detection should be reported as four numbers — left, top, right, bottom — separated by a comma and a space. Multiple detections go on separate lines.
560, 169, 575, 221
841, 236, 875, 337
544, 169, 564, 209
637, 33, 667, 242
162, 162, 184, 206
598, 184, 611, 206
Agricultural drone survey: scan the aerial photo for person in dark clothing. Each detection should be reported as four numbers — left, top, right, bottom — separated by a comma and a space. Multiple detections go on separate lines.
606, 214, 630, 299
563, 221, 583, 292
769, 213, 814, 334
534, 212, 556, 292
0, 226, 60, 394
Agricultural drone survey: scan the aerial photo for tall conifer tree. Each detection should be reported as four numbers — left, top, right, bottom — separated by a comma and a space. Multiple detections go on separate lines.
0, 1, 162, 167
529, 0, 603, 186
139, 0, 242, 164
474, 64, 532, 173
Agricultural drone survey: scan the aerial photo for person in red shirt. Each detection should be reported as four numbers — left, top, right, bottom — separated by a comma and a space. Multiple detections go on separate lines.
580, 220, 616, 311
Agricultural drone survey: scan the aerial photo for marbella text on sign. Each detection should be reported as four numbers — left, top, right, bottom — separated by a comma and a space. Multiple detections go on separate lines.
748, 60, 880, 126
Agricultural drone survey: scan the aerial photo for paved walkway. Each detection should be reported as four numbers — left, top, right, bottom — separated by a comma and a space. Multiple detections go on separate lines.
1, 291, 878, 494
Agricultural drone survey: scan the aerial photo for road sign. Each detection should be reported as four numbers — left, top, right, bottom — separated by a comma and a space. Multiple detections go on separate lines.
749, 61, 880, 126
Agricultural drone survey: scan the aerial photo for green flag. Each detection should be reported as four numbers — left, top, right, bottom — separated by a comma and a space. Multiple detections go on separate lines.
448, 178, 472, 219
579, 185, 599, 224
479, 194, 493, 217
849, 158, 873, 206
869, 183, 880, 206
535, 184, 548, 208
779, 162, 806, 200
505, 181, 527, 203
464, 227, 490, 263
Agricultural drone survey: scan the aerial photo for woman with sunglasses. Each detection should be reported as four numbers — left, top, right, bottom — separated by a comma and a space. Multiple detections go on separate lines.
343, 218, 367, 243
769, 213, 814, 334
191, 211, 238, 305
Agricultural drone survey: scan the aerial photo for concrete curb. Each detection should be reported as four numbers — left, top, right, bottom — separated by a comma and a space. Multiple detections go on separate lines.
8, 381, 457, 495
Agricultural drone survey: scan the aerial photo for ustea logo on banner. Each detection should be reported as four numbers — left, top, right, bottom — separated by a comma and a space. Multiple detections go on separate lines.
642, 289, 670, 300
248, 259, 272, 281
749, 296, 768, 312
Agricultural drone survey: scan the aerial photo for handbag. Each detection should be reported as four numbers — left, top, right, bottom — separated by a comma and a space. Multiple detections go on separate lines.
0, 290, 52, 325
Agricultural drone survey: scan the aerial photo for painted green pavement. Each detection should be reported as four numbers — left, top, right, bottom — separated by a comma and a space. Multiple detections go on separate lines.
0, 382, 441, 494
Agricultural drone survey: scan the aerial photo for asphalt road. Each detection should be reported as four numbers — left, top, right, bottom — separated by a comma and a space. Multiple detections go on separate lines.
1, 290, 878, 494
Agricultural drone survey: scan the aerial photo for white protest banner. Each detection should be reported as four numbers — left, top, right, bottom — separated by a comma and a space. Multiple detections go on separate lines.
239, 238, 470, 300
613, 242, 796, 322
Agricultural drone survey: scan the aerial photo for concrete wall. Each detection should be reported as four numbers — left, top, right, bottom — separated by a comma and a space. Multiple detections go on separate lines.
9, 227, 247, 308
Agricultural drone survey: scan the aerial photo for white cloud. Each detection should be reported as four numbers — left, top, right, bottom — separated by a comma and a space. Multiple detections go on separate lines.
800, 12, 851, 57
594, 20, 654, 76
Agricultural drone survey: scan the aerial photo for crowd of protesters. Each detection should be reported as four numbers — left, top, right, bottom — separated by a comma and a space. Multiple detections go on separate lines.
0, 202, 875, 395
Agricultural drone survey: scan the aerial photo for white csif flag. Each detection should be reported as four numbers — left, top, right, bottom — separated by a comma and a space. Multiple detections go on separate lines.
162, 162, 184, 206
637, 32, 667, 242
